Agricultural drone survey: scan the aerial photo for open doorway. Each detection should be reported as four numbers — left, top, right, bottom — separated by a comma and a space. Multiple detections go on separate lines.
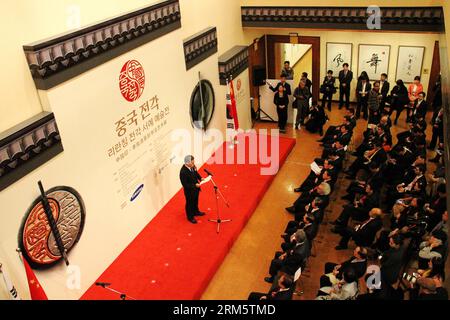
274, 43, 313, 87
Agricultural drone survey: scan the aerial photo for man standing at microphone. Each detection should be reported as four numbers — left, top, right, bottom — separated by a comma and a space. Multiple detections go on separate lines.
180, 155, 206, 224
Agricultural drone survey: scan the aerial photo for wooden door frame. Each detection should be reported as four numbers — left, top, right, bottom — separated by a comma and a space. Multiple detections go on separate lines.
266, 35, 321, 104
427, 40, 441, 108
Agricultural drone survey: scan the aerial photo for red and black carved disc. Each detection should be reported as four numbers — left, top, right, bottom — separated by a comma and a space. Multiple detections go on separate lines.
18, 186, 86, 269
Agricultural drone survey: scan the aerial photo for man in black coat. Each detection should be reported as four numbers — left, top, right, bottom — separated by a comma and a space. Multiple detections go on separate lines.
380, 73, 390, 110
268, 74, 292, 96
412, 92, 428, 120
332, 183, 379, 229
335, 208, 383, 250
179, 155, 205, 224
380, 234, 405, 286
320, 246, 368, 287
248, 274, 294, 301
265, 230, 310, 283
339, 63, 353, 109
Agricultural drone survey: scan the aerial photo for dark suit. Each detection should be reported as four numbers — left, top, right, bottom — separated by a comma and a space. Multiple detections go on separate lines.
269, 82, 292, 96
248, 286, 293, 301
321, 257, 368, 287
339, 70, 353, 109
356, 81, 371, 119
380, 246, 405, 285
380, 80, 390, 109
269, 240, 310, 278
413, 99, 428, 119
337, 217, 383, 248
321, 76, 336, 110
336, 192, 380, 227
180, 165, 202, 220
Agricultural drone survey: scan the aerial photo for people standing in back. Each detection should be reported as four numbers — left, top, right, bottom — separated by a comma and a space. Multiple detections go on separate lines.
293, 80, 312, 130
320, 70, 336, 112
379, 73, 390, 110
339, 63, 353, 110
368, 81, 383, 125
431, 75, 442, 123
281, 61, 294, 80
273, 85, 289, 133
269, 74, 292, 97
389, 79, 409, 125
407, 76, 424, 122
355, 76, 371, 120
302, 72, 313, 93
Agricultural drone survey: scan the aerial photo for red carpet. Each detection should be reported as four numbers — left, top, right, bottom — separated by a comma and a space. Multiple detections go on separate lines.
81, 133, 295, 300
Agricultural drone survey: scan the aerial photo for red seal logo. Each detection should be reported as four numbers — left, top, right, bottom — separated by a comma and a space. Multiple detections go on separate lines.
119, 60, 145, 102
237, 79, 242, 91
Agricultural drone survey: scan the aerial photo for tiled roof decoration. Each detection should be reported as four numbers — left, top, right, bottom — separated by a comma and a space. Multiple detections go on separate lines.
183, 27, 218, 70
23, 0, 181, 90
241, 6, 444, 32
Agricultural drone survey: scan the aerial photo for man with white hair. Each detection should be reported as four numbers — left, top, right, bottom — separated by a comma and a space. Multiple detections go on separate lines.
179, 155, 205, 224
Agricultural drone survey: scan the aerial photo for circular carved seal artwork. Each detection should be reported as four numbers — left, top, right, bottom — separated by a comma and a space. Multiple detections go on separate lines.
19, 186, 85, 269
119, 59, 146, 102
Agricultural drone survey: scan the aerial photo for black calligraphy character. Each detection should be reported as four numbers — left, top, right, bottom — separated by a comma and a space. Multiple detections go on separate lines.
333, 53, 344, 68
366, 53, 382, 74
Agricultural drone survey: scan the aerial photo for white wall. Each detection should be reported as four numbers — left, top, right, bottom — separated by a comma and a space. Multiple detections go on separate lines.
0, 0, 247, 300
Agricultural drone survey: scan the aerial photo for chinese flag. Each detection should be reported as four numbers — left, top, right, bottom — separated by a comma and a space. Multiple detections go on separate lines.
22, 257, 48, 300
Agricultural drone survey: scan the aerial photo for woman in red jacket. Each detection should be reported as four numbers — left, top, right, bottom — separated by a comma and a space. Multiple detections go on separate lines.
407, 76, 424, 122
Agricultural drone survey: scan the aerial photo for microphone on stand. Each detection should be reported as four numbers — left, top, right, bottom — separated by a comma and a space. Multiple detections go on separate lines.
204, 169, 213, 176
95, 282, 111, 288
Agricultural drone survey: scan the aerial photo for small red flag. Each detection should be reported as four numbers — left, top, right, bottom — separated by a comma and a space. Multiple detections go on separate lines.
229, 78, 239, 130
22, 257, 48, 300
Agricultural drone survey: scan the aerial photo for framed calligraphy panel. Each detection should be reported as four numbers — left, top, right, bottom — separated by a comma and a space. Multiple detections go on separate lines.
395, 46, 425, 83
326, 42, 353, 76
358, 44, 391, 81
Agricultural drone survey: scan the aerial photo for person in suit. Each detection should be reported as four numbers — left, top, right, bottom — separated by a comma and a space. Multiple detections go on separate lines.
321, 70, 336, 111
407, 76, 424, 122
355, 76, 371, 120
179, 155, 206, 224
390, 79, 409, 125
268, 74, 292, 96
380, 73, 390, 109
431, 75, 442, 123
346, 140, 387, 179
273, 84, 289, 133
248, 274, 294, 301
368, 81, 383, 125
316, 267, 359, 300
302, 72, 313, 93
264, 230, 310, 282
319, 246, 368, 288
305, 104, 328, 135
332, 183, 379, 229
293, 80, 311, 129
281, 60, 294, 80
335, 208, 383, 250
391, 164, 427, 202
380, 234, 405, 286
339, 63, 353, 109
411, 92, 428, 121
429, 107, 444, 151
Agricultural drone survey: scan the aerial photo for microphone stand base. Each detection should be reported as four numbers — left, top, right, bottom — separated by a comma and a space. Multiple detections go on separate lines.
208, 218, 232, 234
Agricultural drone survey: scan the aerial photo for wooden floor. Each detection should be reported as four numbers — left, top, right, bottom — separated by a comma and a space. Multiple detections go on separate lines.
201, 103, 449, 300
